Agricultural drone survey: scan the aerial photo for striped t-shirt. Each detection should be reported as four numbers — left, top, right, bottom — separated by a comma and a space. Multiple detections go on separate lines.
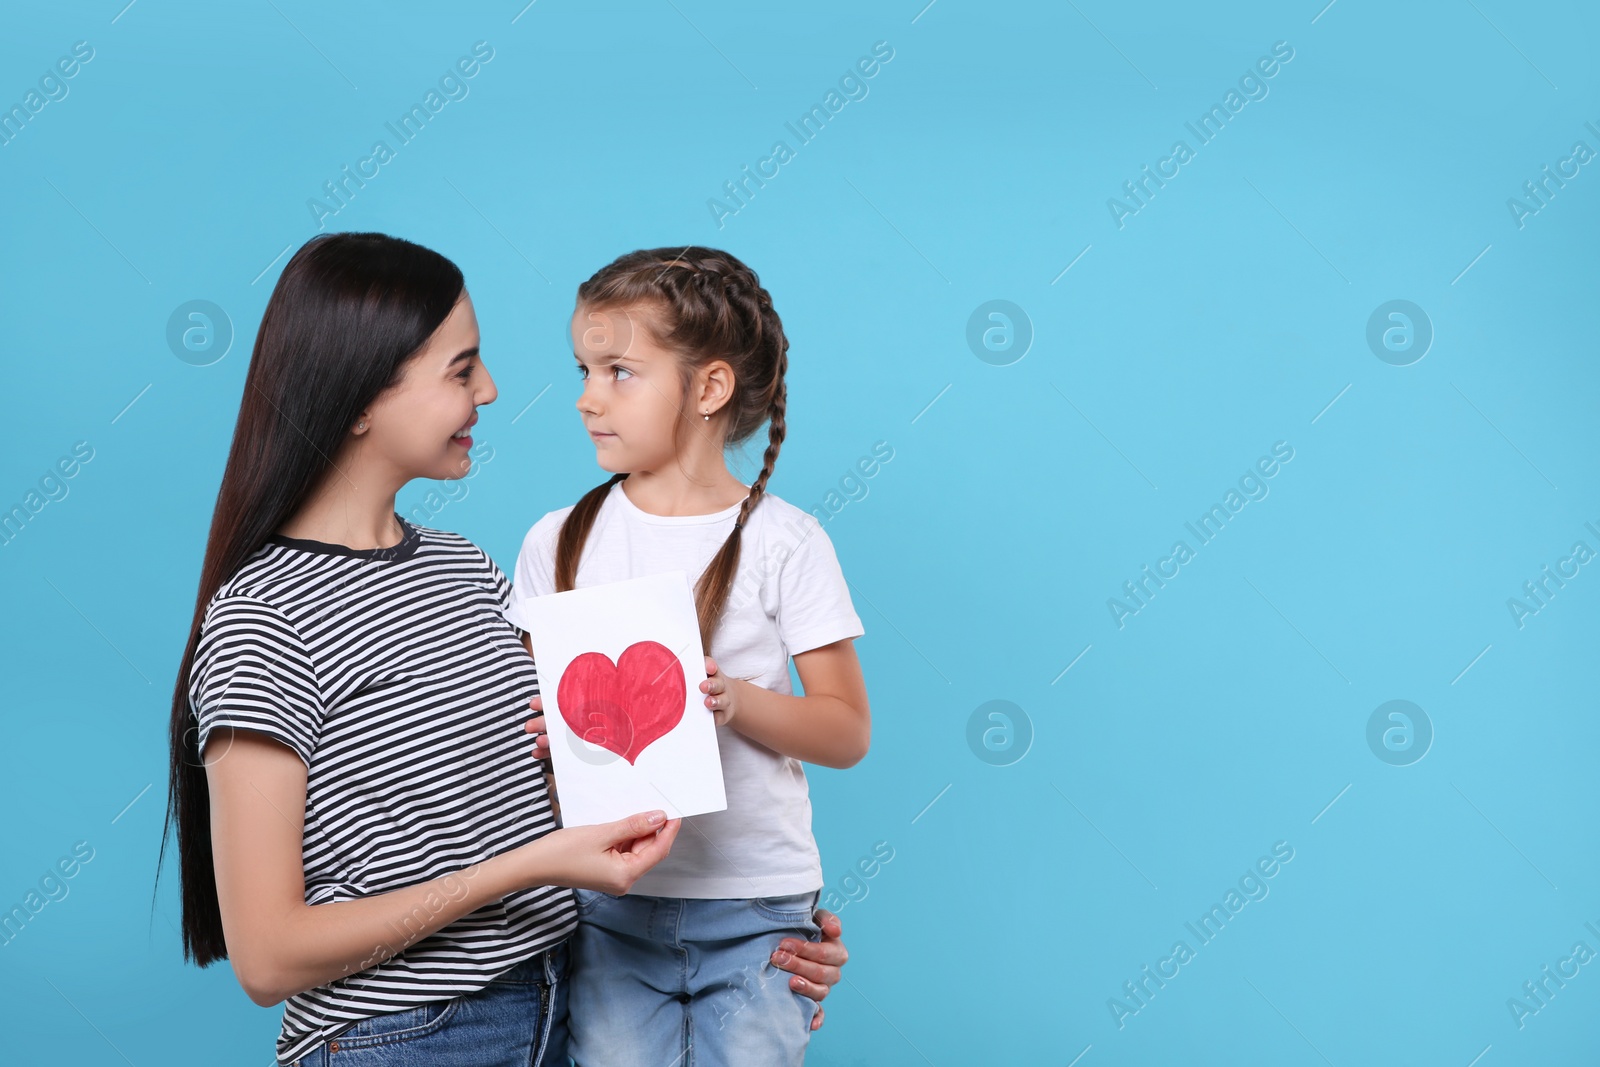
188, 515, 574, 1065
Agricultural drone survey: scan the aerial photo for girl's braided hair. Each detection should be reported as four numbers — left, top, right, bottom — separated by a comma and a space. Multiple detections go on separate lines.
555, 246, 788, 651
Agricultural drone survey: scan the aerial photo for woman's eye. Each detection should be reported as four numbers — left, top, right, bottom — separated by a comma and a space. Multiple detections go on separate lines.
456, 365, 473, 381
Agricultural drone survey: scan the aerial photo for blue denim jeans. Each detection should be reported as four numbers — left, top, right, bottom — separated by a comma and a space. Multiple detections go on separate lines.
567, 890, 821, 1067
288, 942, 569, 1066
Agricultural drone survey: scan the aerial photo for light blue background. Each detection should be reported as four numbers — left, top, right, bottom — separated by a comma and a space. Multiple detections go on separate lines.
2, 1, 1597, 1063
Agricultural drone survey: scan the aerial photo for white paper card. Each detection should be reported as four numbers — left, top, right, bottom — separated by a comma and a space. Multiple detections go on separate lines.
511, 570, 727, 827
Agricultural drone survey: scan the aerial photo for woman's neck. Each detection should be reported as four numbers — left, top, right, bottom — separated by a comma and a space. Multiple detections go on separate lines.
277, 464, 405, 549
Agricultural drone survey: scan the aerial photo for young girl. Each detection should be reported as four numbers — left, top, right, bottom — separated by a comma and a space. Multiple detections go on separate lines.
509, 247, 871, 1066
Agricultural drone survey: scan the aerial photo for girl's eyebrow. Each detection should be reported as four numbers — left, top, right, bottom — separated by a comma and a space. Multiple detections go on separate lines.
573, 350, 634, 366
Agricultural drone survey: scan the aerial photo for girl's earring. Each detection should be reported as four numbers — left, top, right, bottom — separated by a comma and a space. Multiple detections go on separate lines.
702, 411, 710, 421
357, 421, 366, 431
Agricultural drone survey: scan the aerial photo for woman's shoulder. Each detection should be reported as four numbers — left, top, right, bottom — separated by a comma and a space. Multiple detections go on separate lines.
195, 584, 307, 661
211, 543, 308, 613
403, 520, 491, 559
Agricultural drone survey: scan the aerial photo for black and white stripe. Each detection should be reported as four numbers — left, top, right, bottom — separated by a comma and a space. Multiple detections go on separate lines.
189, 517, 573, 1065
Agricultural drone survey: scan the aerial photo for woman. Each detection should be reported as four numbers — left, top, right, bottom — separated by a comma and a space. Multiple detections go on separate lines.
160, 232, 849, 1066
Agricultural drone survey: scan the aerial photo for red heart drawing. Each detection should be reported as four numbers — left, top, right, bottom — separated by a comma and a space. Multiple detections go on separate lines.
556, 641, 686, 765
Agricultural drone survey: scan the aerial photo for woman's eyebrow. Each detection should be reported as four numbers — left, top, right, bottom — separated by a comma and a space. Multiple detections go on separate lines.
448, 346, 480, 367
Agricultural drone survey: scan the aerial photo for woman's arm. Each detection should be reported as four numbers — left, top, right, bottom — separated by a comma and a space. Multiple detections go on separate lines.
204, 728, 677, 1007
699, 640, 870, 768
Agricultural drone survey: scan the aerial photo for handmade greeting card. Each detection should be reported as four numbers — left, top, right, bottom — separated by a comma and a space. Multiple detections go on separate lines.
510, 570, 727, 827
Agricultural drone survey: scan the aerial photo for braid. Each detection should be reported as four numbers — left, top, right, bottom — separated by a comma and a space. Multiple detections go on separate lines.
734, 326, 787, 530
554, 472, 627, 593
694, 302, 787, 649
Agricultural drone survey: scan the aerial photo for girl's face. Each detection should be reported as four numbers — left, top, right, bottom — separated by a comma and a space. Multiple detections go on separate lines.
570, 304, 696, 474
364, 292, 496, 482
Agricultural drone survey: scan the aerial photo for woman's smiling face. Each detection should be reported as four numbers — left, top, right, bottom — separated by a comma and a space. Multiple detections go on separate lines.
571, 304, 695, 474
365, 292, 497, 482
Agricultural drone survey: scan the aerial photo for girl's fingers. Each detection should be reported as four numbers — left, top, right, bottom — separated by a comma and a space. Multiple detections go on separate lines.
810, 1005, 825, 1031
524, 714, 550, 758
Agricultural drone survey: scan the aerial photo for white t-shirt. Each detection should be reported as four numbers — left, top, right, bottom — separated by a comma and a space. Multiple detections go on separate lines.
506, 482, 864, 898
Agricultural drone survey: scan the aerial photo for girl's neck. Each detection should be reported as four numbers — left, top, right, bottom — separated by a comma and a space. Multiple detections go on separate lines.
620, 465, 749, 517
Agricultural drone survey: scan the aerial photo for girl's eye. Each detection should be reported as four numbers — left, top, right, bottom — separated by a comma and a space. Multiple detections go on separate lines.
575, 364, 629, 382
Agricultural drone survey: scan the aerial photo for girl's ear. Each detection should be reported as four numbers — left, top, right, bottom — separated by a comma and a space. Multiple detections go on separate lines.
696, 360, 736, 416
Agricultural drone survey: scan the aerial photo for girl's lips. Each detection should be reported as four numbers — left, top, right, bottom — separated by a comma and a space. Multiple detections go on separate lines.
452, 434, 473, 448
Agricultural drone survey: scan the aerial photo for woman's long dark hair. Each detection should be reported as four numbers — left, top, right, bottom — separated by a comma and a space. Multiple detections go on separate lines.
159, 232, 465, 966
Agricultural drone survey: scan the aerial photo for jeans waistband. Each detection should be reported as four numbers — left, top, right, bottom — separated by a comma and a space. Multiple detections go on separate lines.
494, 939, 569, 984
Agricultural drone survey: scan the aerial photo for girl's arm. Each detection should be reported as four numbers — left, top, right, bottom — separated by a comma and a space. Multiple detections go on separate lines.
204, 728, 677, 1007
701, 639, 870, 768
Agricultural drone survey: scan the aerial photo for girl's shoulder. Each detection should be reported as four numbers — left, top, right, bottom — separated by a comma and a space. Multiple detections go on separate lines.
748, 492, 822, 538
531, 503, 579, 534
743, 493, 843, 569
519, 502, 580, 559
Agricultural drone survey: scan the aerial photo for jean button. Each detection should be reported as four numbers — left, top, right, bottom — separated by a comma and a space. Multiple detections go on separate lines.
329, 1040, 340, 1053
